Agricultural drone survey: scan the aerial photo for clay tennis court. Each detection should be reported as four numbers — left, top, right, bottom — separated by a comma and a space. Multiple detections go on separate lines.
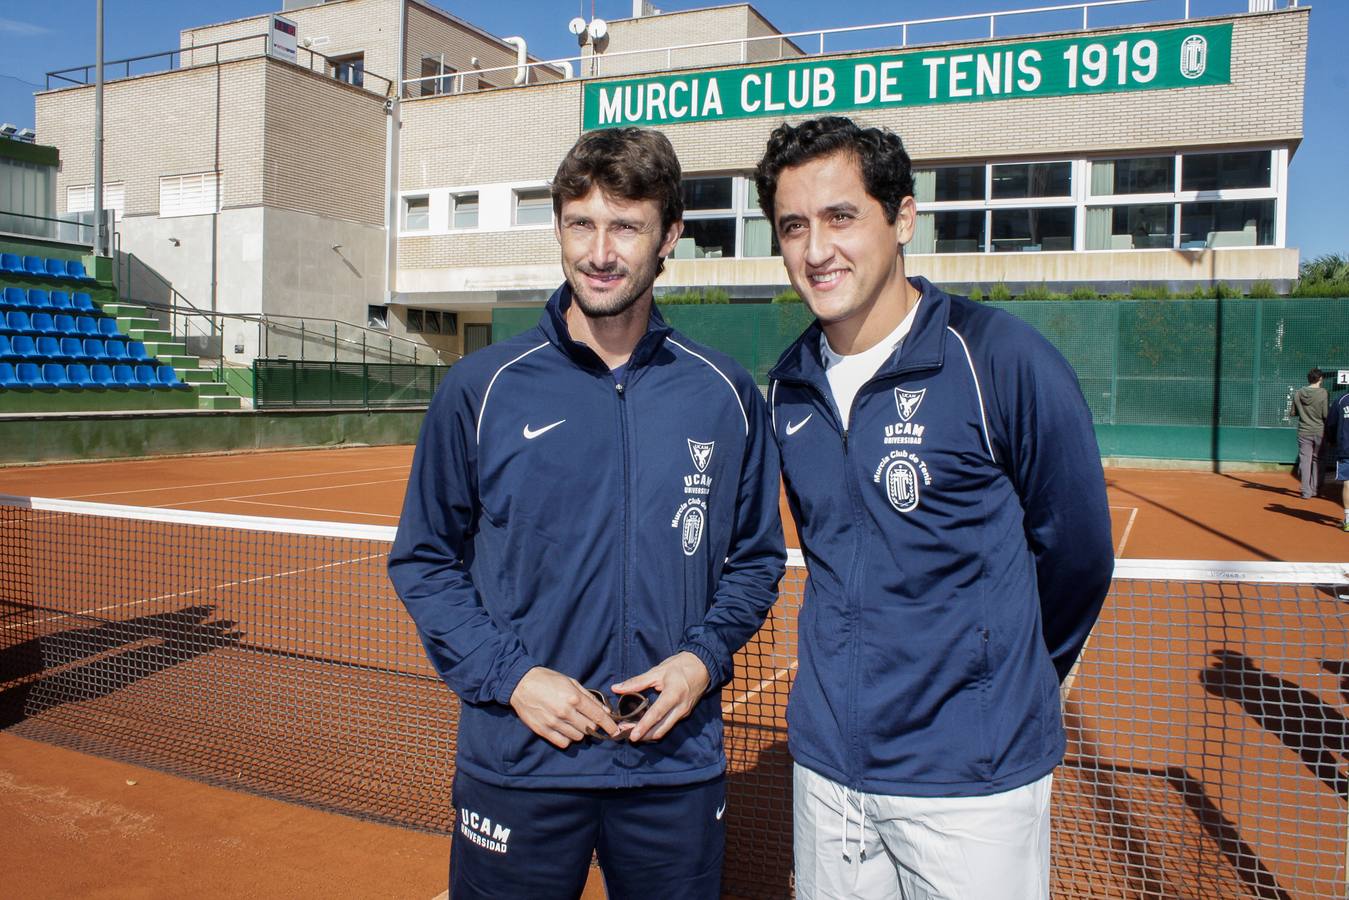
2, 445, 1347, 898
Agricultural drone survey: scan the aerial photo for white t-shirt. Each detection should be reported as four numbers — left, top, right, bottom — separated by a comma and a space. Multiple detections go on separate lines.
820, 299, 920, 430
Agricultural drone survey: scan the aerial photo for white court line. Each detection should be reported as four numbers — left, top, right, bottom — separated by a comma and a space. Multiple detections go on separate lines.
4, 551, 383, 633
1115, 506, 1139, 558
722, 661, 798, 715
210, 498, 400, 521
153, 477, 408, 509
62, 464, 409, 501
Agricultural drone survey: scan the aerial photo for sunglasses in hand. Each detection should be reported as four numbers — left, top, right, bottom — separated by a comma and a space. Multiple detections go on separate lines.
584, 689, 651, 739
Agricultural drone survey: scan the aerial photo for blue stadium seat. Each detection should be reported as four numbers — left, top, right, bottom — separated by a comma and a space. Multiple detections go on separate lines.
0, 253, 22, 275
36, 336, 64, 359
76, 316, 99, 337
104, 340, 128, 362
66, 260, 95, 281
0, 362, 23, 389
16, 362, 51, 389
156, 365, 190, 390
135, 364, 161, 389
27, 289, 51, 309
28, 312, 57, 336
83, 338, 108, 361
67, 363, 98, 388
4, 311, 32, 334
98, 318, 121, 338
0, 335, 11, 359
1, 287, 25, 307
23, 256, 45, 277
112, 363, 144, 390
128, 341, 150, 361
60, 337, 87, 361
90, 363, 120, 389
42, 362, 77, 389
45, 258, 68, 279
53, 314, 77, 335
72, 292, 95, 312
9, 335, 38, 360
49, 290, 72, 310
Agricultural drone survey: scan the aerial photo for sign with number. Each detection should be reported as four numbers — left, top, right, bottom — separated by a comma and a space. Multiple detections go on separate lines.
268, 15, 299, 65
584, 23, 1232, 130
1337, 370, 1348, 387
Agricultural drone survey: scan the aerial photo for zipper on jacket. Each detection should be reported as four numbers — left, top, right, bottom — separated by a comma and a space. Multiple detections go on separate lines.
615, 375, 634, 785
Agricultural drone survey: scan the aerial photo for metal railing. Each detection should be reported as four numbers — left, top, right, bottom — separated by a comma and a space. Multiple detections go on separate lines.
0, 209, 102, 246
46, 33, 394, 97
403, 0, 1299, 94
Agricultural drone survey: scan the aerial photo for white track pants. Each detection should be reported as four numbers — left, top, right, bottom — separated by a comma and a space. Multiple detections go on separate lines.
793, 763, 1052, 900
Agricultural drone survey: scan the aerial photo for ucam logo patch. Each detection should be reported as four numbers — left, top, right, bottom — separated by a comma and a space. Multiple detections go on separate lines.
894, 387, 926, 421
458, 807, 511, 854
688, 438, 715, 473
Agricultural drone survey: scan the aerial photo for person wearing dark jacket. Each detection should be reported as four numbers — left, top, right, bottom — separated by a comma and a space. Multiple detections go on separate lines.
388, 128, 785, 900
1290, 368, 1330, 499
1331, 386, 1349, 532
754, 117, 1114, 899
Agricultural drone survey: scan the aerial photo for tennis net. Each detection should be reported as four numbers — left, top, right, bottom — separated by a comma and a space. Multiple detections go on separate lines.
1, 494, 1345, 898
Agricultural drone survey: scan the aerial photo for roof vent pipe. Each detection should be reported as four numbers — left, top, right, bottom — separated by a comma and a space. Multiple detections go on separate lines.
503, 36, 528, 85
558, 60, 575, 79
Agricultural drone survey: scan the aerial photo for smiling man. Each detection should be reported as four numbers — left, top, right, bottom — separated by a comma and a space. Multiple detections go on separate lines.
755, 116, 1114, 898
388, 127, 784, 900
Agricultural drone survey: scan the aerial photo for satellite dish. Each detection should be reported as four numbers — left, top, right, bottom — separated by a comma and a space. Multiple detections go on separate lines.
588, 17, 608, 40
568, 16, 587, 35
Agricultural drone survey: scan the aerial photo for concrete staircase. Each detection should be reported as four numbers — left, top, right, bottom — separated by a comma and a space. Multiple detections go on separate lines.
101, 302, 242, 410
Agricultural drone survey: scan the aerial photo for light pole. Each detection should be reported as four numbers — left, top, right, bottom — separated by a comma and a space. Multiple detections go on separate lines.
93, 0, 105, 258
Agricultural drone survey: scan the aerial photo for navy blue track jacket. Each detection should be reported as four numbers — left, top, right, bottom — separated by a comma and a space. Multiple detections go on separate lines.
1334, 391, 1349, 459
768, 277, 1113, 797
388, 285, 786, 789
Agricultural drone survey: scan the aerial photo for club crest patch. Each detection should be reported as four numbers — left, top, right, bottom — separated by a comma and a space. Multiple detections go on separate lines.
688, 439, 715, 473
872, 449, 932, 514
680, 504, 706, 555
894, 387, 926, 422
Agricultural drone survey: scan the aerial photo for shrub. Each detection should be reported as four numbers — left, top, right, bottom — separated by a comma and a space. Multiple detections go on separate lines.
1019, 283, 1055, 301
1129, 283, 1172, 300
1211, 281, 1239, 300
1246, 280, 1277, 299
1299, 253, 1349, 283
771, 288, 801, 304
988, 283, 1013, 302
966, 286, 983, 301
1068, 285, 1099, 300
661, 287, 730, 304
1291, 278, 1349, 298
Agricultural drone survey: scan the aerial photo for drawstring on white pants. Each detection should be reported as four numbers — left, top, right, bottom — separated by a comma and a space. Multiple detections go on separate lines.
839, 786, 867, 870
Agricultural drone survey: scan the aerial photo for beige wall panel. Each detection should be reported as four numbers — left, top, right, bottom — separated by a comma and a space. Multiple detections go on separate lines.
261, 64, 387, 226
585, 7, 777, 77
398, 228, 561, 272
399, 81, 584, 189
404, 4, 562, 94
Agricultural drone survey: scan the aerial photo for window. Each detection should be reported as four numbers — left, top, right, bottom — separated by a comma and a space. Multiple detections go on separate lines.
406, 308, 452, 335
403, 195, 429, 232
514, 187, 552, 226
67, 182, 125, 217
1085, 204, 1174, 250
991, 207, 1075, 253
452, 192, 478, 229
367, 305, 388, 330
1180, 199, 1275, 248
420, 56, 455, 97
678, 176, 735, 259
1181, 150, 1271, 192
331, 53, 365, 88
991, 162, 1072, 199
1090, 157, 1174, 196
912, 210, 986, 254
914, 166, 985, 203
159, 173, 219, 217
406, 308, 424, 333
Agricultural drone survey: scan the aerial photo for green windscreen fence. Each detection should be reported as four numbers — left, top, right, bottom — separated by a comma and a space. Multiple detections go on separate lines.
495, 299, 1349, 463
253, 360, 451, 409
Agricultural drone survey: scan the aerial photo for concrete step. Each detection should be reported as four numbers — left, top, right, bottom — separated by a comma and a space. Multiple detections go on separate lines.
118, 316, 160, 331
193, 382, 230, 397
180, 368, 218, 384
128, 329, 173, 342
156, 354, 199, 369
100, 303, 149, 317
198, 395, 242, 410
141, 341, 187, 357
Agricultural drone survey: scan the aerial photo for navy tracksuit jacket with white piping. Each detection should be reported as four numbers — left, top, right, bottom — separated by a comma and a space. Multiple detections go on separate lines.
768, 277, 1114, 797
388, 284, 785, 789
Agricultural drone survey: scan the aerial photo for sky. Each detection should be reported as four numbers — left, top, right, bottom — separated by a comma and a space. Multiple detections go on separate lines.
1, 0, 1344, 258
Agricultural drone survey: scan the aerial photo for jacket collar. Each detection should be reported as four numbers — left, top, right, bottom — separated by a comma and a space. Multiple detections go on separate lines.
538, 282, 674, 372
768, 276, 951, 387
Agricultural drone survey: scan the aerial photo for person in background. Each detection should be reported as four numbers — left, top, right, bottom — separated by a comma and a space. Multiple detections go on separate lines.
1290, 367, 1329, 499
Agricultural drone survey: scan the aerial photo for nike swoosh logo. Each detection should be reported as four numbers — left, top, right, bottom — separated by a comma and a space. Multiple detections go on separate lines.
715, 800, 727, 820
785, 414, 812, 436
522, 419, 566, 440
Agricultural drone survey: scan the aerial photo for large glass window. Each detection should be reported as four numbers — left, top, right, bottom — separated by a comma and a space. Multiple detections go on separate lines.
452, 192, 478, 229
912, 211, 986, 254
1179, 199, 1275, 248
991, 207, 1075, 252
991, 162, 1071, 199
1181, 150, 1271, 192
1085, 204, 1174, 250
914, 165, 985, 203
1090, 156, 1174, 195
678, 175, 770, 258
331, 54, 365, 88
682, 177, 734, 211
513, 188, 551, 226
679, 219, 736, 259
403, 195, 429, 231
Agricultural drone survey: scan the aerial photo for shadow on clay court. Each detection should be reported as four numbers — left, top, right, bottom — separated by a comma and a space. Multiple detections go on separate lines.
1263, 502, 1343, 527
722, 738, 793, 900
1220, 473, 1302, 498
1199, 649, 1347, 799
0, 604, 240, 730
1060, 704, 1292, 900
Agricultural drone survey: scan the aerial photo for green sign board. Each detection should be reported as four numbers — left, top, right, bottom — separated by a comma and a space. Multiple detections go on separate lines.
583, 23, 1231, 130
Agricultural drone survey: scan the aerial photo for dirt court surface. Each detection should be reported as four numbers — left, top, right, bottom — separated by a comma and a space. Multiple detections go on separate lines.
2, 444, 1346, 899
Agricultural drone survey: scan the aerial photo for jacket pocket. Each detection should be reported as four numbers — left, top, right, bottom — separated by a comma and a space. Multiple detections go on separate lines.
973, 626, 994, 777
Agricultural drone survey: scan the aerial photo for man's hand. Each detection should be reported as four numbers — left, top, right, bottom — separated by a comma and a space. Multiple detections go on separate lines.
612, 651, 711, 743
509, 667, 621, 749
